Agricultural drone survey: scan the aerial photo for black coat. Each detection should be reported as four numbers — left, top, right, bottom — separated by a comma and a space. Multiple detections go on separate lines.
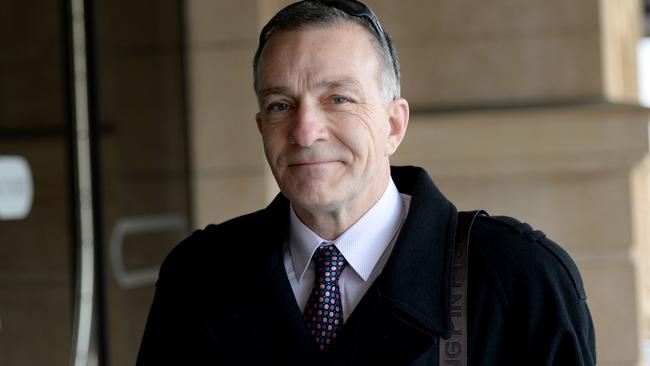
137, 166, 596, 365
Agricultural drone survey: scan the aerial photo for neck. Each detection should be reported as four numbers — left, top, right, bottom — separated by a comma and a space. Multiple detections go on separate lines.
292, 170, 390, 240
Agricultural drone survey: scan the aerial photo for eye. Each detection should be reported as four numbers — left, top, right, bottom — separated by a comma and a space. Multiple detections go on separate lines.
269, 102, 290, 113
332, 96, 351, 104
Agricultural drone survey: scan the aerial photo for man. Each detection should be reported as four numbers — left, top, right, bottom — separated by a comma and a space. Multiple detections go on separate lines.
138, 1, 596, 365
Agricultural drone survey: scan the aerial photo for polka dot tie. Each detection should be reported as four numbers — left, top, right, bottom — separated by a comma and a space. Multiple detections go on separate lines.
303, 244, 348, 351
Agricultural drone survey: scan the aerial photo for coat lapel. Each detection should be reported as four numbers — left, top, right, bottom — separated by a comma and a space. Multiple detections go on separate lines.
328, 166, 459, 365
264, 235, 319, 362
203, 194, 319, 364
256, 194, 321, 362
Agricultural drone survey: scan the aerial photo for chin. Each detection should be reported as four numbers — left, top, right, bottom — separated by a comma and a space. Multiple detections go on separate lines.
283, 187, 340, 212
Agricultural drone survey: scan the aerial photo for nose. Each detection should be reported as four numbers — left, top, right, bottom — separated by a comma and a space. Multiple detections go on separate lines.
288, 103, 328, 147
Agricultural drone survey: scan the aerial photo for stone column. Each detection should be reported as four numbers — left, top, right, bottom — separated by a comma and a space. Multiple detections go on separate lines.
185, 0, 271, 228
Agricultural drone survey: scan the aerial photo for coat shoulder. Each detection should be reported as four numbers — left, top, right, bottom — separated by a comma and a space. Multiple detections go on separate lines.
157, 208, 272, 284
469, 214, 587, 301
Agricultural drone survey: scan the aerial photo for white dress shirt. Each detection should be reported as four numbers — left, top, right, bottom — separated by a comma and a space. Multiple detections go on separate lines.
283, 178, 411, 322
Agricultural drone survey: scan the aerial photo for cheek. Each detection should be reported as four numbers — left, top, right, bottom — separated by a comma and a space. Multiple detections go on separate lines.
261, 131, 282, 160
262, 127, 293, 170
360, 122, 389, 157
372, 119, 392, 155
333, 122, 382, 159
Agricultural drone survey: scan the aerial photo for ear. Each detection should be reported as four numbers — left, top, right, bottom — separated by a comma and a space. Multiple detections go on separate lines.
255, 112, 263, 134
385, 97, 409, 156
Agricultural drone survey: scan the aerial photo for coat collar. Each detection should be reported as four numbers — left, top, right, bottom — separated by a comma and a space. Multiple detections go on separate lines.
258, 165, 458, 362
379, 165, 458, 337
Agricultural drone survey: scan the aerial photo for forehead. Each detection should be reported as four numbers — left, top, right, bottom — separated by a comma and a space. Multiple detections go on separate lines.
256, 22, 382, 92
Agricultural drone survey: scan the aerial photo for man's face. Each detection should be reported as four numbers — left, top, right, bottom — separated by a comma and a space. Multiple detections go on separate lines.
255, 22, 407, 219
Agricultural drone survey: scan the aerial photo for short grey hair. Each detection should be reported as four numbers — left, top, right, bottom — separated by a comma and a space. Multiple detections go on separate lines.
253, 1, 401, 104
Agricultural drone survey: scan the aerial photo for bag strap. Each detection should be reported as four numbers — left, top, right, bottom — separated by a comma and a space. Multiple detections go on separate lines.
439, 210, 486, 366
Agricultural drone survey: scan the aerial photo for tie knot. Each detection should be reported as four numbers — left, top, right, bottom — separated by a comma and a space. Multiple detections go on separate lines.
313, 244, 347, 279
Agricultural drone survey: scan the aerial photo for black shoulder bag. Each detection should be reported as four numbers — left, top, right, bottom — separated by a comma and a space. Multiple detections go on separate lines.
439, 210, 486, 366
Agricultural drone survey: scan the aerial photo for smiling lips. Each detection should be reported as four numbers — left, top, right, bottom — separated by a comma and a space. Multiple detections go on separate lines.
290, 160, 337, 166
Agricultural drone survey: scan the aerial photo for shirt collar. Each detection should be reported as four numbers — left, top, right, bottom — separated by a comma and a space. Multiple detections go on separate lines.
288, 178, 405, 282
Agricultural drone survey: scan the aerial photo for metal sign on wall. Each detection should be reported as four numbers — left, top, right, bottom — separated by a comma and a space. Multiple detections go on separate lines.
0, 155, 34, 220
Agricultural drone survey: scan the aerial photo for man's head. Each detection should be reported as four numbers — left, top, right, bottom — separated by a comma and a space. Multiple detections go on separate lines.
253, 0, 400, 104
253, 0, 409, 237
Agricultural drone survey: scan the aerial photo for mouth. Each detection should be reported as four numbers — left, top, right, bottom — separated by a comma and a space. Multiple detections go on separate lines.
288, 160, 339, 168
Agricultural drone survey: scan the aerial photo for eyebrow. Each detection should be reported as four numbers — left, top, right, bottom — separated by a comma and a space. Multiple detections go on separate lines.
317, 78, 364, 95
258, 77, 366, 99
258, 86, 291, 98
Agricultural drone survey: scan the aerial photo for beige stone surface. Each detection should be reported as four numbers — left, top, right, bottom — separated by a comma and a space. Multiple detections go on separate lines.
259, 0, 296, 23
430, 172, 633, 250
600, 0, 643, 103
633, 157, 650, 344
397, 104, 649, 173
582, 263, 640, 364
186, 1, 270, 228
187, 41, 267, 226
370, 0, 599, 39
187, 0, 259, 45
369, 0, 638, 108
399, 33, 602, 107
188, 46, 262, 172
370, 0, 602, 106
193, 172, 270, 228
